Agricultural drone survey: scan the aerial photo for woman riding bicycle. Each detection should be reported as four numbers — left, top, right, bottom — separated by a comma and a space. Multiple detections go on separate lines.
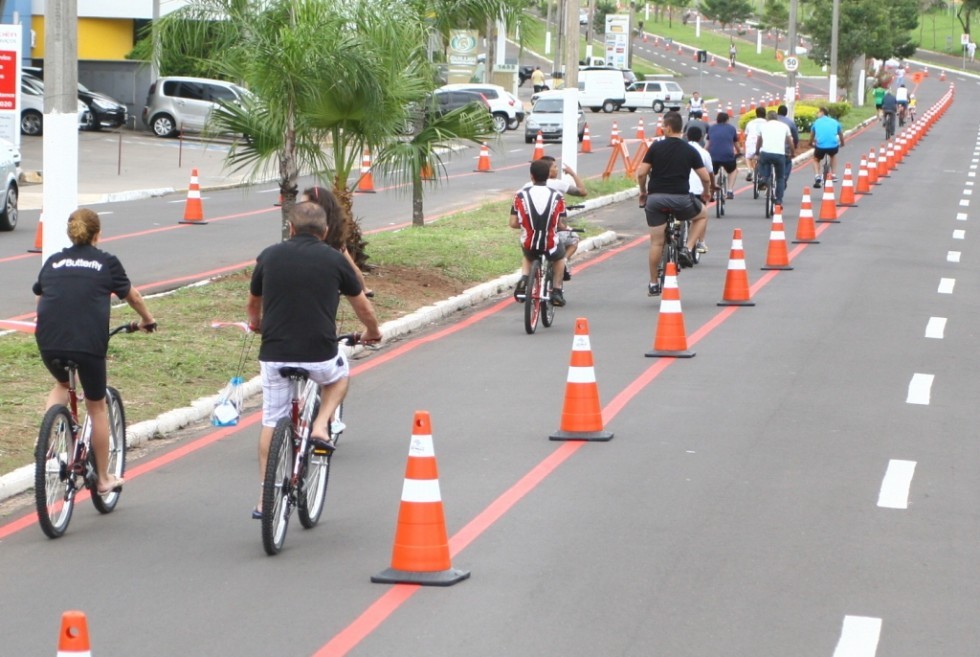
32, 208, 156, 495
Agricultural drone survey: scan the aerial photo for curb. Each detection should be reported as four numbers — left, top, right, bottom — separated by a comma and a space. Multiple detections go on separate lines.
0, 195, 625, 503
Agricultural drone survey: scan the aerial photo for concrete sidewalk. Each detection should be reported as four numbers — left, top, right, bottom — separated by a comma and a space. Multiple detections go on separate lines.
17, 127, 263, 211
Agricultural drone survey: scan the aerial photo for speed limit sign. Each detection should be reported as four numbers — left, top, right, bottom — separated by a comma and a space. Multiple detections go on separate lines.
783, 56, 800, 72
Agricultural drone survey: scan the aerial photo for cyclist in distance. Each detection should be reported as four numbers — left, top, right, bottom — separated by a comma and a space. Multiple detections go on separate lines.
683, 109, 709, 147
743, 106, 767, 183
808, 106, 845, 186
526, 156, 587, 280
685, 125, 715, 255
687, 91, 704, 118
880, 87, 898, 136
706, 111, 741, 198
895, 83, 909, 123
33, 208, 156, 495
247, 200, 381, 518
776, 105, 799, 189
511, 159, 567, 306
636, 110, 711, 296
756, 110, 794, 207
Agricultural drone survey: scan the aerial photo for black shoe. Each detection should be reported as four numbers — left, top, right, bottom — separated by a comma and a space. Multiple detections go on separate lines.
757, 181, 767, 191
551, 288, 566, 307
726, 191, 734, 200
648, 282, 662, 296
678, 247, 694, 268
563, 266, 572, 281
514, 276, 527, 302
745, 172, 753, 182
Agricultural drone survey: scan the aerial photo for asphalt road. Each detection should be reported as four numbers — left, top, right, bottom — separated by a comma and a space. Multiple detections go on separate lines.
2, 51, 979, 657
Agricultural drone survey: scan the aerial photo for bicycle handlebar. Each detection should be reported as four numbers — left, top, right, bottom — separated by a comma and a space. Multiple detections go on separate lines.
566, 204, 586, 210
110, 321, 157, 336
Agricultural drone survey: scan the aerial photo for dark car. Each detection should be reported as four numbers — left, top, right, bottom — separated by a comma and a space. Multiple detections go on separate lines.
401, 89, 491, 135
23, 67, 127, 131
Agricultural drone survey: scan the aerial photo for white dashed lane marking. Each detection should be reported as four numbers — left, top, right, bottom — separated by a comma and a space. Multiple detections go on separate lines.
877, 460, 917, 509
957, 212, 967, 220
947, 251, 961, 262
925, 317, 947, 339
906, 373, 934, 405
832, 616, 882, 657
953, 229, 966, 239
938, 278, 956, 293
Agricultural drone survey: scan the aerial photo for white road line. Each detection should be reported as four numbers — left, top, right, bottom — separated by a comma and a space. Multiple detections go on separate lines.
938, 278, 956, 293
947, 251, 961, 262
957, 212, 968, 220
966, 189, 974, 195
925, 316, 947, 338
878, 460, 917, 509
960, 199, 970, 206
968, 181, 975, 186
906, 373, 934, 405
953, 229, 966, 239
832, 616, 882, 657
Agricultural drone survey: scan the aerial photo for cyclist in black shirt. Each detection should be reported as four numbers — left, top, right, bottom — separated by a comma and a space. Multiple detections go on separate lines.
33, 208, 156, 495
247, 201, 381, 517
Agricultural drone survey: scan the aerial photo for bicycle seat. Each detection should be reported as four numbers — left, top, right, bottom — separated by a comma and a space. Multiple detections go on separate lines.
278, 366, 310, 380
49, 358, 78, 372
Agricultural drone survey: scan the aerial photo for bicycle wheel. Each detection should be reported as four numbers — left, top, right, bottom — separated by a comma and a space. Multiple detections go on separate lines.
261, 417, 293, 555
34, 406, 75, 538
752, 166, 760, 199
765, 176, 774, 218
716, 173, 725, 218
541, 263, 556, 328
524, 258, 542, 334
92, 386, 126, 514
298, 397, 331, 529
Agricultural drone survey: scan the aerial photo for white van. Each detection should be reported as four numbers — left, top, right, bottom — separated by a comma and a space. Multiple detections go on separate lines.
577, 67, 626, 113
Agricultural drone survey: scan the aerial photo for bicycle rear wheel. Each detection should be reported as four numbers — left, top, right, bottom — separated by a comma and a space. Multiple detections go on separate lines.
261, 418, 293, 555
524, 258, 542, 334
92, 386, 126, 514
752, 165, 760, 199
34, 406, 75, 538
765, 178, 774, 218
298, 397, 331, 529
541, 263, 556, 328
715, 174, 725, 218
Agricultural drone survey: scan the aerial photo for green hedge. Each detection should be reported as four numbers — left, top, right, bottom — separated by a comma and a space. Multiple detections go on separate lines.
734, 101, 851, 134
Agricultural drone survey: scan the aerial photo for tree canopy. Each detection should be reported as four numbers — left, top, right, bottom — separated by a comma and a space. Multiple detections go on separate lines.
699, 0, 755, 31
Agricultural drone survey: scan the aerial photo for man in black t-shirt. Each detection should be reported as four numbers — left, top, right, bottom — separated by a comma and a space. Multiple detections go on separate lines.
247, 202, 381, 518
636, 111, 711, 296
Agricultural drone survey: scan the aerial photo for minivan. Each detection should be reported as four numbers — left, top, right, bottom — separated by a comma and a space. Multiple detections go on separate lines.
577, 67, 627, 113
142, 76, 250, 138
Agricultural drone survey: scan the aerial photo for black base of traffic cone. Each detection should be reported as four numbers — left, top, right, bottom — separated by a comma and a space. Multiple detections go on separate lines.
549, 429, 614, 442
371, 566, 470, 587
644, 349, 695, 358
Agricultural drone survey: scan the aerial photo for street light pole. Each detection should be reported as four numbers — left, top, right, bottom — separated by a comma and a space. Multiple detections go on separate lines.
787, 0, 798, 111
829, 0, 840, 101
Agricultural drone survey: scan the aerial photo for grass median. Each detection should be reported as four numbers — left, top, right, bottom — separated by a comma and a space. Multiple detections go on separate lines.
0, 173, 636, 476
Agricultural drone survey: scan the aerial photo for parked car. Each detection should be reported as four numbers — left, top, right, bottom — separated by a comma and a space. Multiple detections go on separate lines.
579, 9, 589, 25
19, 76, 90, 136
141, 76, 250, 138
23, 67, 127, 131
438, 83, 524, 132
620, 80, 685, 113
400, 88, 493, 135
0, 137, 19, 231
524, 90, 586, 144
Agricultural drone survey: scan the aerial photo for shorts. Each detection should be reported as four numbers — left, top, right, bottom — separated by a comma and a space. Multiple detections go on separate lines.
522, 243, 566, 262
875, 102, 883, 110
814, 146, 839, 160
557, 230, 580, 249
40, 350, 107, 401
713, 159, 737, 174
644, 193, 701, 228
260, 354, 349, 428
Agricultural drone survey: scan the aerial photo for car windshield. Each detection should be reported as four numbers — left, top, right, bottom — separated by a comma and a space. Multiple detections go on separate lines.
534, 99, 563, 113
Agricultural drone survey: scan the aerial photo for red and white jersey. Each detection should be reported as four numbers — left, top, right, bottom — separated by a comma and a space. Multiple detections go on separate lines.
512, 184, 566, 254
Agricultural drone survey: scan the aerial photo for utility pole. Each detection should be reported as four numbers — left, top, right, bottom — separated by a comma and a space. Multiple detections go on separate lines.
562, 0, 581, 173
829, 0, 840, 101
786, 0, 798, 112
43, 0, 79, 261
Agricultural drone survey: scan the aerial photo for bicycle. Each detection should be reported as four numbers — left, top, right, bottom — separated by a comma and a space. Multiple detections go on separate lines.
883, 110, 896, 140
261, 334, 359, 556
714, 170, 727, 218
757, 164, 776, 218
517, 216, 583, 335
655, 209, 696, 293
898, 103, 907, 128
34, 322, 154, 539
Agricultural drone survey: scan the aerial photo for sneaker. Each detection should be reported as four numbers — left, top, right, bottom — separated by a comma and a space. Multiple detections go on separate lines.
514, 276, 527, 302
563, 265, 572, 281
551, 288, 566, 307
814, 175, 822, 187
696, 241, 708, 254
726, 191, 734, 200
648, 282, 662, 296
678, 247, 694, 268
745, 171, 753, 182
756, 181, 767, 191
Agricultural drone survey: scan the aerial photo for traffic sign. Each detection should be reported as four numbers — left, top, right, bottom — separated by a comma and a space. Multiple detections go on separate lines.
783, 56, 799, 72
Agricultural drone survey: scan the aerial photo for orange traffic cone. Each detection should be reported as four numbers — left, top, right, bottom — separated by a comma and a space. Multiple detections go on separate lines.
739, 99, 746, 114
57, 611, 91, 657
940, 69, 946, 81
886, 141, 897, 171
747, 68, 753, 77
856, 156, 872, 195
838, 163, 857, 206
876, 145, 889, 179
356, 148, 376, 193
550, 317, 613, 442
792, 187, 820, 244
580, 124, 593, 153
474, 142, 492, 172
655, 116, 664, 137
710, 55, 716, 66
610, 122, 620, 146
645, 263, 695, 358
371, 411, 470, 587
761, 205, 794, 270
179, 167, 207, 224
726, 101, 734, 116
717, 228, 756, 306
421, 162, 436, 181
28, 212, 43, 253
867, 148, 880, 186
532, 131, 545, 159
636, 118, 645, 140
817, 178, 839, 223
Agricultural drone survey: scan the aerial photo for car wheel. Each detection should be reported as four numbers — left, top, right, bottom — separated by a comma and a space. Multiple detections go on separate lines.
21, 110, 42, 136
602, 100, 616, 113
628, 107, 637, 113
151, 113, 177, 138
525, 134, 534, 144
578, 132, 584, 143
0, 183, 17, 231
82, 104, 101, 131
507, 117, 520, 130
653, 100, 665, 113
491, 113, 508, 133
590, 107, 601, 113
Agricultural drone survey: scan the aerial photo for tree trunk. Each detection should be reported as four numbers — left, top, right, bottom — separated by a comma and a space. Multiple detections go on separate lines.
412, 176, 424, 227
333, 177, 370, 271
279, 113, 298, 241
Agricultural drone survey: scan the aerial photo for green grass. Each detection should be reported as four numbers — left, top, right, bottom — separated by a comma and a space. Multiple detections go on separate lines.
0, 172, 637, 475
917, 8, 968, 55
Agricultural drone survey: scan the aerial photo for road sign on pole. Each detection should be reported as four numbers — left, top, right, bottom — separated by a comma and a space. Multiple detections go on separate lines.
783, 56, 800, 73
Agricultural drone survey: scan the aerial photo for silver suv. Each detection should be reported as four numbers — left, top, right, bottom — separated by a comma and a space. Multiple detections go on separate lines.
141, 76, 250, 138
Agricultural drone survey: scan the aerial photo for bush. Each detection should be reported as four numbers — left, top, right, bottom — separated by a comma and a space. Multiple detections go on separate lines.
790, 104, 820, 133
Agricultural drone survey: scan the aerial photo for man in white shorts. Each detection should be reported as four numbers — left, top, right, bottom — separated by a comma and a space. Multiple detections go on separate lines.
743, 106, 767, 183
